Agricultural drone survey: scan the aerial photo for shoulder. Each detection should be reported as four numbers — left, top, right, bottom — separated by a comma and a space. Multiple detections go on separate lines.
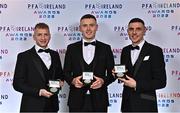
96, 40, 111, 48
67, 41, 81, 49
17, 48, 32, 56
146, 42, 163, 52
122, 44, 131, 51
16, 48, 34, 61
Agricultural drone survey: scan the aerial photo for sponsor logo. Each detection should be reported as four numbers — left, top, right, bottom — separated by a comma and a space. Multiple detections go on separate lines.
163, 48, 180, 62
0, 71, 14, 83
0, 3, 7, 14
171, 25, 180, 36
142, 2, 180, 18
0, 94, 8, 106
0, 49, 8, 60
57, 26, 81, 41
157, 92, 180, 107
109, 93, 122, 106
85, 3, 123, 19
27, 3, 66, 19
0, 25, 33, 41
171, 70, 180, 80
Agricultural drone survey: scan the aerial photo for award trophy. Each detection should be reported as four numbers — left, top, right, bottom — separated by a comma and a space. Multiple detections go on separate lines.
48, 80, 61, 94
82, 72, 93, 86
114, 65, 127, 78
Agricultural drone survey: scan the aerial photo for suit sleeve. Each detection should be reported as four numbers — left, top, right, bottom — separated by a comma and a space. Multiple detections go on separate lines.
13, 53, 39, 96
102, 45, 116, 86
54, 52, 64, 81
136, 47, 167, 92
63, 45, 74, 85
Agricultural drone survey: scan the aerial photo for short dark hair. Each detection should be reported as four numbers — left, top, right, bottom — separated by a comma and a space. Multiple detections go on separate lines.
80, 14, 97, 22
128, 18, 145, 26
34, 23, 49, 30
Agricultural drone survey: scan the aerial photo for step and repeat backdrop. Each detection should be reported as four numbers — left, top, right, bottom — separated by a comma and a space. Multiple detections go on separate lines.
0, 0, 180, 112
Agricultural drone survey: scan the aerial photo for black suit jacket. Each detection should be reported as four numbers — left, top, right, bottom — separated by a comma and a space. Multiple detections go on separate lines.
13, 46, 63, 112
120, 41, 166, 112
63, 40, 115, 110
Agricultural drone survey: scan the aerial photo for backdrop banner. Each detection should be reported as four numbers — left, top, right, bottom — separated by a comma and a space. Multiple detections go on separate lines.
0, 0, 180, 112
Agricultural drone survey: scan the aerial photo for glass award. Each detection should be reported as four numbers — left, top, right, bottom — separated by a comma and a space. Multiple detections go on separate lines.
114, 65, 127, 78
82, 72, 93, 86
48, 80, 61, 94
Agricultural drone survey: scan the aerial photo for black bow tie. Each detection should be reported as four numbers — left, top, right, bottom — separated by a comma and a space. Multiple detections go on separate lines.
38, 48, 50, 53
130, 45, 140, 50
84, 41, 96, 46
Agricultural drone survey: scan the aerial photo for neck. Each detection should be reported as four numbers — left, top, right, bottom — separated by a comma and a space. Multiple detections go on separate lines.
132, 39, 143, 46
83, 38, 95, 42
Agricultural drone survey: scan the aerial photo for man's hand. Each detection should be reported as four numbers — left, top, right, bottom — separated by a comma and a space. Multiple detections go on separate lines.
90, 76, 104, 89
112, 68, 116, 77
39, 89, 53, 98
59, 80, 64, 87
119, 75, 136, 89
72, 76, 83, 88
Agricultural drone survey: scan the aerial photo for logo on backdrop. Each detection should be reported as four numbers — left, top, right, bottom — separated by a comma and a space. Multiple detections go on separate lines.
0, 94, 8, 106
57, 26, 81, 41
27, 3, 66, 19
157, 92, 180, 108
171, 70, 180, 81
113, 25, 152, 40
142, 2, 180, 18
171, 25, 180, 36
163, 48, 180, 63
0, 71, 14, 83
0, 49, 8, 60
108, 93, 122, 106
0, 25, 33, 41
113, 25, 128, 40
112, 48, 122, 61
84, 3, 123, 19
0, 3, 7, 14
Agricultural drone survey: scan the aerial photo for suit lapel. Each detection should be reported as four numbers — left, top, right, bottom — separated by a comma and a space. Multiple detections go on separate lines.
76, 41, 84, 71
49, 51, 56, 79
29, 47, 46, 82
133, 42, 150, 77
93, 41, 100, 70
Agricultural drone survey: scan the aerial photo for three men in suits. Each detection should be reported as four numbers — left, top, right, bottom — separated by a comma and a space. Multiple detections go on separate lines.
13, 23, 64, 112
63, 14, 115, 112
115, 18, 167, 112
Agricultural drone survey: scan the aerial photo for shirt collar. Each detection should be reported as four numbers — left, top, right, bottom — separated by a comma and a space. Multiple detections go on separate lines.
132, 40, 145, 50
83, 39, 96, 43
35, 44, 49, 53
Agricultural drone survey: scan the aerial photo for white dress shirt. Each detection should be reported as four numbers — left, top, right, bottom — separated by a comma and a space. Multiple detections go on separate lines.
35, 45, 51, 69
131, 40, 145, 65
83, 39, 96, 65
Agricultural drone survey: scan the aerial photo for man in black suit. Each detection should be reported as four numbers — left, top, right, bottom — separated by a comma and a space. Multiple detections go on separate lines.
114, 18, 167, 112
63, 14, 115, 112
13, 23, 64, 112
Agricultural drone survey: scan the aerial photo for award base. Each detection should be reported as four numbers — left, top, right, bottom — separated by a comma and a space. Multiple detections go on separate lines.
114, 72, 125, 78
48, 87, 61, 94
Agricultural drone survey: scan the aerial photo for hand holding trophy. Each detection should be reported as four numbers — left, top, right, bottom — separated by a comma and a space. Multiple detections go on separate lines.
114, 65, 127, 78
48, 80, 61, 94
82, 72, 94, 86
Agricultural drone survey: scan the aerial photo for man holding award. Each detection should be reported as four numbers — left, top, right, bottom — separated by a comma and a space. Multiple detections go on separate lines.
113, 18, 167, 112
64, 14, 115, 112
13, 23, 64, 112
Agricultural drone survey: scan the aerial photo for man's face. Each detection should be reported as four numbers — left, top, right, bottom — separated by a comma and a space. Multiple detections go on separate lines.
33, 28, 50, 48
127, 22, 146, 45
80, 18, 98, 41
